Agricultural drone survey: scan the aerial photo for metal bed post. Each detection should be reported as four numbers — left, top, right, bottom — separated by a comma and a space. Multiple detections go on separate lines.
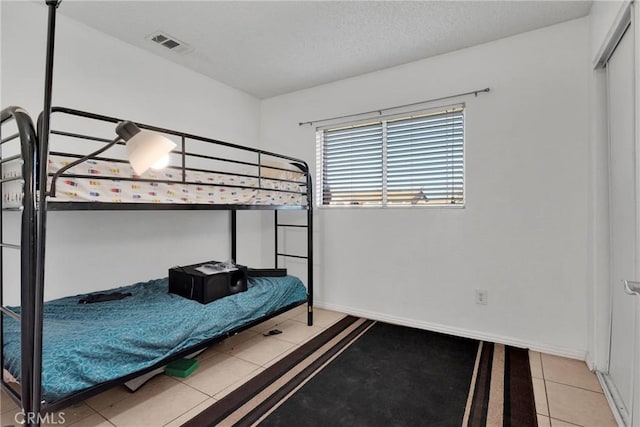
305, 167, 313, 327
181, 136, 186, 183
22, 111, 40, 427
272, 163, 312, 326
0, 107, 39, 423
231, 211, 237, 262
31, 1, 60, 423
0, 114, 3, 411
0, 121, 3, 409
274, 211, 278, 268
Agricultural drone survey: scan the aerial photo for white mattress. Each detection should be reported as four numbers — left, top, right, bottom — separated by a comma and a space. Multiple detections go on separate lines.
2, 155, 307, 208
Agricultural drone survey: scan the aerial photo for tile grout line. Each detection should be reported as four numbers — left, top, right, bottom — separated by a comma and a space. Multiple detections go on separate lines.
540, 354, 602, 427
231, 343, 296, 366
178, 374, 222, 398
262, 344, 303, 368
67, 411, 114, 427
270, 329, 326, 346
181, 353, 263, 396
212, 367, 267, 401
543, 379, 605, 395
161, 395, 212, 427
541, 353, 553, 421
83, 391, 130, 414
549, 416, 583, 426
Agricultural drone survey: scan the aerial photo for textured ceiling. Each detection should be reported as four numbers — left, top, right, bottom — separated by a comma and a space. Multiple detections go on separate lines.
58, 1, 592, 99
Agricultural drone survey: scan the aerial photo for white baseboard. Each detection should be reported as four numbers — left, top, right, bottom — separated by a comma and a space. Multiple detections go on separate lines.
316, 301, 587, 361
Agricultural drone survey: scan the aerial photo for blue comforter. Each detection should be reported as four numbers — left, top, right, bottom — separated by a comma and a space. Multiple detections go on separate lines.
2, 276, 307, 402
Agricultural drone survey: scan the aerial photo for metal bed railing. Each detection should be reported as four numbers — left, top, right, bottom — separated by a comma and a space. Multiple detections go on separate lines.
0, 105, 314, 421
0, 106, 40, 420
41, 107, 310, 210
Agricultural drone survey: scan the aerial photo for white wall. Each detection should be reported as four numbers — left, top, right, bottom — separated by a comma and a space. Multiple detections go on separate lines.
261, 18, 591, 357
0, 1, 264, 304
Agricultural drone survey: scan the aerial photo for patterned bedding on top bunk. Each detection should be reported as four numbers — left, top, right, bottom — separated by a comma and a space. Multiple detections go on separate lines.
1, 155, 307, 208
1, 275, 307, 402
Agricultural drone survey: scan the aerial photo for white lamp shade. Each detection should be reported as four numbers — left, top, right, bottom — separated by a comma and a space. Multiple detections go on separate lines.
150, 154, 171, 170
126, 131, 177, 175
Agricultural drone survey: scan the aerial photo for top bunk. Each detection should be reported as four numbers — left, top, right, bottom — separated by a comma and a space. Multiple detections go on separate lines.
2, 106, 311, 211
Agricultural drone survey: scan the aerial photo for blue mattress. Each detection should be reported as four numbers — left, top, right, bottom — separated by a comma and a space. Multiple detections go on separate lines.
2, 275, 307, 402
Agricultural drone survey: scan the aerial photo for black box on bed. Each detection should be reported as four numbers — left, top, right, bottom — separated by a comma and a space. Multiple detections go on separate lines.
169, 261, 248, 304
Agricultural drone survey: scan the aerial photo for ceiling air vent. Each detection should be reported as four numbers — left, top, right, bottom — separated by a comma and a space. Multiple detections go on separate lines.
146, 31, 193, 55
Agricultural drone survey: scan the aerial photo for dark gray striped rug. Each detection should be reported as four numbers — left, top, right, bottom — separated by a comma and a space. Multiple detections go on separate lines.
184, 317, 536, 427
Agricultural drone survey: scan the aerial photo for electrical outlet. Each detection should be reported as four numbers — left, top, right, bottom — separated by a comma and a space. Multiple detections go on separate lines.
475, 289, 488, 305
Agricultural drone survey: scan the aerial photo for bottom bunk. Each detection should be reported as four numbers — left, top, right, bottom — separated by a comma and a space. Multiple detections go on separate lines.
2, 275, 308, 409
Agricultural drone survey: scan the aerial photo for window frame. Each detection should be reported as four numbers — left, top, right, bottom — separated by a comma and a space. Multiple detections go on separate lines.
316, 104, 466, 209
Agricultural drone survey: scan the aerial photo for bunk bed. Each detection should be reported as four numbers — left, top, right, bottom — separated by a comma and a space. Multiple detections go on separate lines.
0, 106, 314, 416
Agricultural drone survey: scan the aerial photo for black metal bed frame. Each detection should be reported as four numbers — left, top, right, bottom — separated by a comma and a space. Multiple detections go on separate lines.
0, 105, 314, 420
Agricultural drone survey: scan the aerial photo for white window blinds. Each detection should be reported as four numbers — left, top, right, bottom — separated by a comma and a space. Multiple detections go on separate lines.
318, 107, 464, 207
386, 109, 464, 205
321, 122, 383, 205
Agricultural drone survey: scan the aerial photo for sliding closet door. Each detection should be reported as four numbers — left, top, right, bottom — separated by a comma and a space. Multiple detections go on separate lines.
606, 19, 637, 426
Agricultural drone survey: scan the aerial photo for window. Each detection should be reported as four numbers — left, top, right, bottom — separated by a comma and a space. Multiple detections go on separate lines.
317, 106, 464, 207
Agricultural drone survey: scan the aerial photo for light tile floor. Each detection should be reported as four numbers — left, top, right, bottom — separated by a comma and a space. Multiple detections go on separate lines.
530, 351, 618, 427
0, 310, 620, 427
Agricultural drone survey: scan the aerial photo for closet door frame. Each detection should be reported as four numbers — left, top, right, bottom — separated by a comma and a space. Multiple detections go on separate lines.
593, 1, 640, 426
633, 2, 640, 423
